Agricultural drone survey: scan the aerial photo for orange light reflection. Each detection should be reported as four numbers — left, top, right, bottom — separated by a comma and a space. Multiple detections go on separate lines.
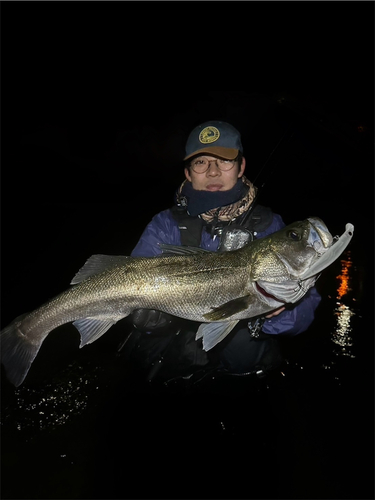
331, 251, 355, 357
336, 253, 352, 300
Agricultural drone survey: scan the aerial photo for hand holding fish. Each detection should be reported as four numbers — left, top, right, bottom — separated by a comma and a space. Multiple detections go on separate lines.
265, 307, 286, 318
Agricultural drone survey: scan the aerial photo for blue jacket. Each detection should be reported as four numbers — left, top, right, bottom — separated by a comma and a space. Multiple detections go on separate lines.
131, 208, 321, 336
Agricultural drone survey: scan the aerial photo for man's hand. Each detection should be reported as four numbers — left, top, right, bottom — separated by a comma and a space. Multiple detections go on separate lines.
265, 306, 285, 319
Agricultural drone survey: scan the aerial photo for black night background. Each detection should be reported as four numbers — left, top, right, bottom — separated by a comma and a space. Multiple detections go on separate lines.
1, 2, 374, 500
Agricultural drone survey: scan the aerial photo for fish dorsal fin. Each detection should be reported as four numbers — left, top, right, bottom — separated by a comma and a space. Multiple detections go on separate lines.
71, 255, 130, 284
73, 317, 123, 347
196, 320, 239, 351
203, 295, 253, 321
158, 244, 212, 256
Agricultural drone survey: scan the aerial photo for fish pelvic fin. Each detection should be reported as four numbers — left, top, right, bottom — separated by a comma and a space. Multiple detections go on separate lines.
196, 320, 239, 351
73, 317, 124, 347
203, 295, 252, 321
1, 313, 43, 387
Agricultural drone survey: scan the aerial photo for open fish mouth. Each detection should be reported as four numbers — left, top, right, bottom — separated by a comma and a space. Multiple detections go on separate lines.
255, 218, 354, 305
307, 217, 334, 253
300, 220, 354, 280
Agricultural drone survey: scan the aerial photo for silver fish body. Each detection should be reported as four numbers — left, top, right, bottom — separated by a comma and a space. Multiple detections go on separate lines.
1, 217, 354, 386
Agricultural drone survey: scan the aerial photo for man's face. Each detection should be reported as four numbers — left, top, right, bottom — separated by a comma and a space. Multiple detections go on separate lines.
184, 155, 246, 191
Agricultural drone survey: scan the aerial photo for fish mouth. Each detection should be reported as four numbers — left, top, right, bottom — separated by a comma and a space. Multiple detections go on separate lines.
307, 217, 333, 252
254, 221, 354, 306
274, 219, 354, 282
300, 220, 354, 279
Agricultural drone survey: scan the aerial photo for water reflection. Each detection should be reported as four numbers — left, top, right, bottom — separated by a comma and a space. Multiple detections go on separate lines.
331, 251, 356, 358
336, 252, 352, 299
1, 362, 104, 436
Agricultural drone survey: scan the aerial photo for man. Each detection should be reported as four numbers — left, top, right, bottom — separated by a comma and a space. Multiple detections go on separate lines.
122, 121, 321, 381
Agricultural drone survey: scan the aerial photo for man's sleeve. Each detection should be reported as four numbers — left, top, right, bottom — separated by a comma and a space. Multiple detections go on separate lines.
131, 210, 181, 257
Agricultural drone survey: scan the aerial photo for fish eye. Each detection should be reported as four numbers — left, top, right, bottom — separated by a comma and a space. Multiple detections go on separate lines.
288, 229, 301, 241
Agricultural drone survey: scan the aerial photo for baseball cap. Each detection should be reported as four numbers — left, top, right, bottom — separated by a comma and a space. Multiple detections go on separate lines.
184, 120, 243, 161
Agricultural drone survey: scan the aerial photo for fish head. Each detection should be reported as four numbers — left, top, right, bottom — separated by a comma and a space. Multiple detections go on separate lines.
251, 217, 353, 305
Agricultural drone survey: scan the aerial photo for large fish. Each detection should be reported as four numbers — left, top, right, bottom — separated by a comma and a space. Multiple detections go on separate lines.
1, 217, 353, 387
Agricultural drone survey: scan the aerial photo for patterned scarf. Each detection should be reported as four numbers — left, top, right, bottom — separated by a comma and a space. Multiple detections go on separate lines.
176, 175, 257, 223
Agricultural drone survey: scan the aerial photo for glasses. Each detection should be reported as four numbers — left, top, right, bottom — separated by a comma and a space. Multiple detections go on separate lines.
189, 157, 237, 174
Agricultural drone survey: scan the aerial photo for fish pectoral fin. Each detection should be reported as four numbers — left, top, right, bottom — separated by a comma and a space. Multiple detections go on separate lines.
203, 295, 252, 321
71, 255, 131, 284
73, 317, 123, 347
196, 320, 239, 351
197, 296, 250, 350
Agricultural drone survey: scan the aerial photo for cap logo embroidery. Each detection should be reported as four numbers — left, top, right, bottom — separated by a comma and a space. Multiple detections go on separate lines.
199, 126, 220, 144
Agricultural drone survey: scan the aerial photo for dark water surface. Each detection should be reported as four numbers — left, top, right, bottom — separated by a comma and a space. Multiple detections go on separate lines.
1, 238, 373, 499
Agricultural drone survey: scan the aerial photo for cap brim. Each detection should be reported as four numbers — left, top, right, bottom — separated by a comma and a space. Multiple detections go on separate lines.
183, 147, 239, 161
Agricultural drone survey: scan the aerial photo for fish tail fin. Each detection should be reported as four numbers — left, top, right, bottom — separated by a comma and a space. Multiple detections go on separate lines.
1, 314, 43, 387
